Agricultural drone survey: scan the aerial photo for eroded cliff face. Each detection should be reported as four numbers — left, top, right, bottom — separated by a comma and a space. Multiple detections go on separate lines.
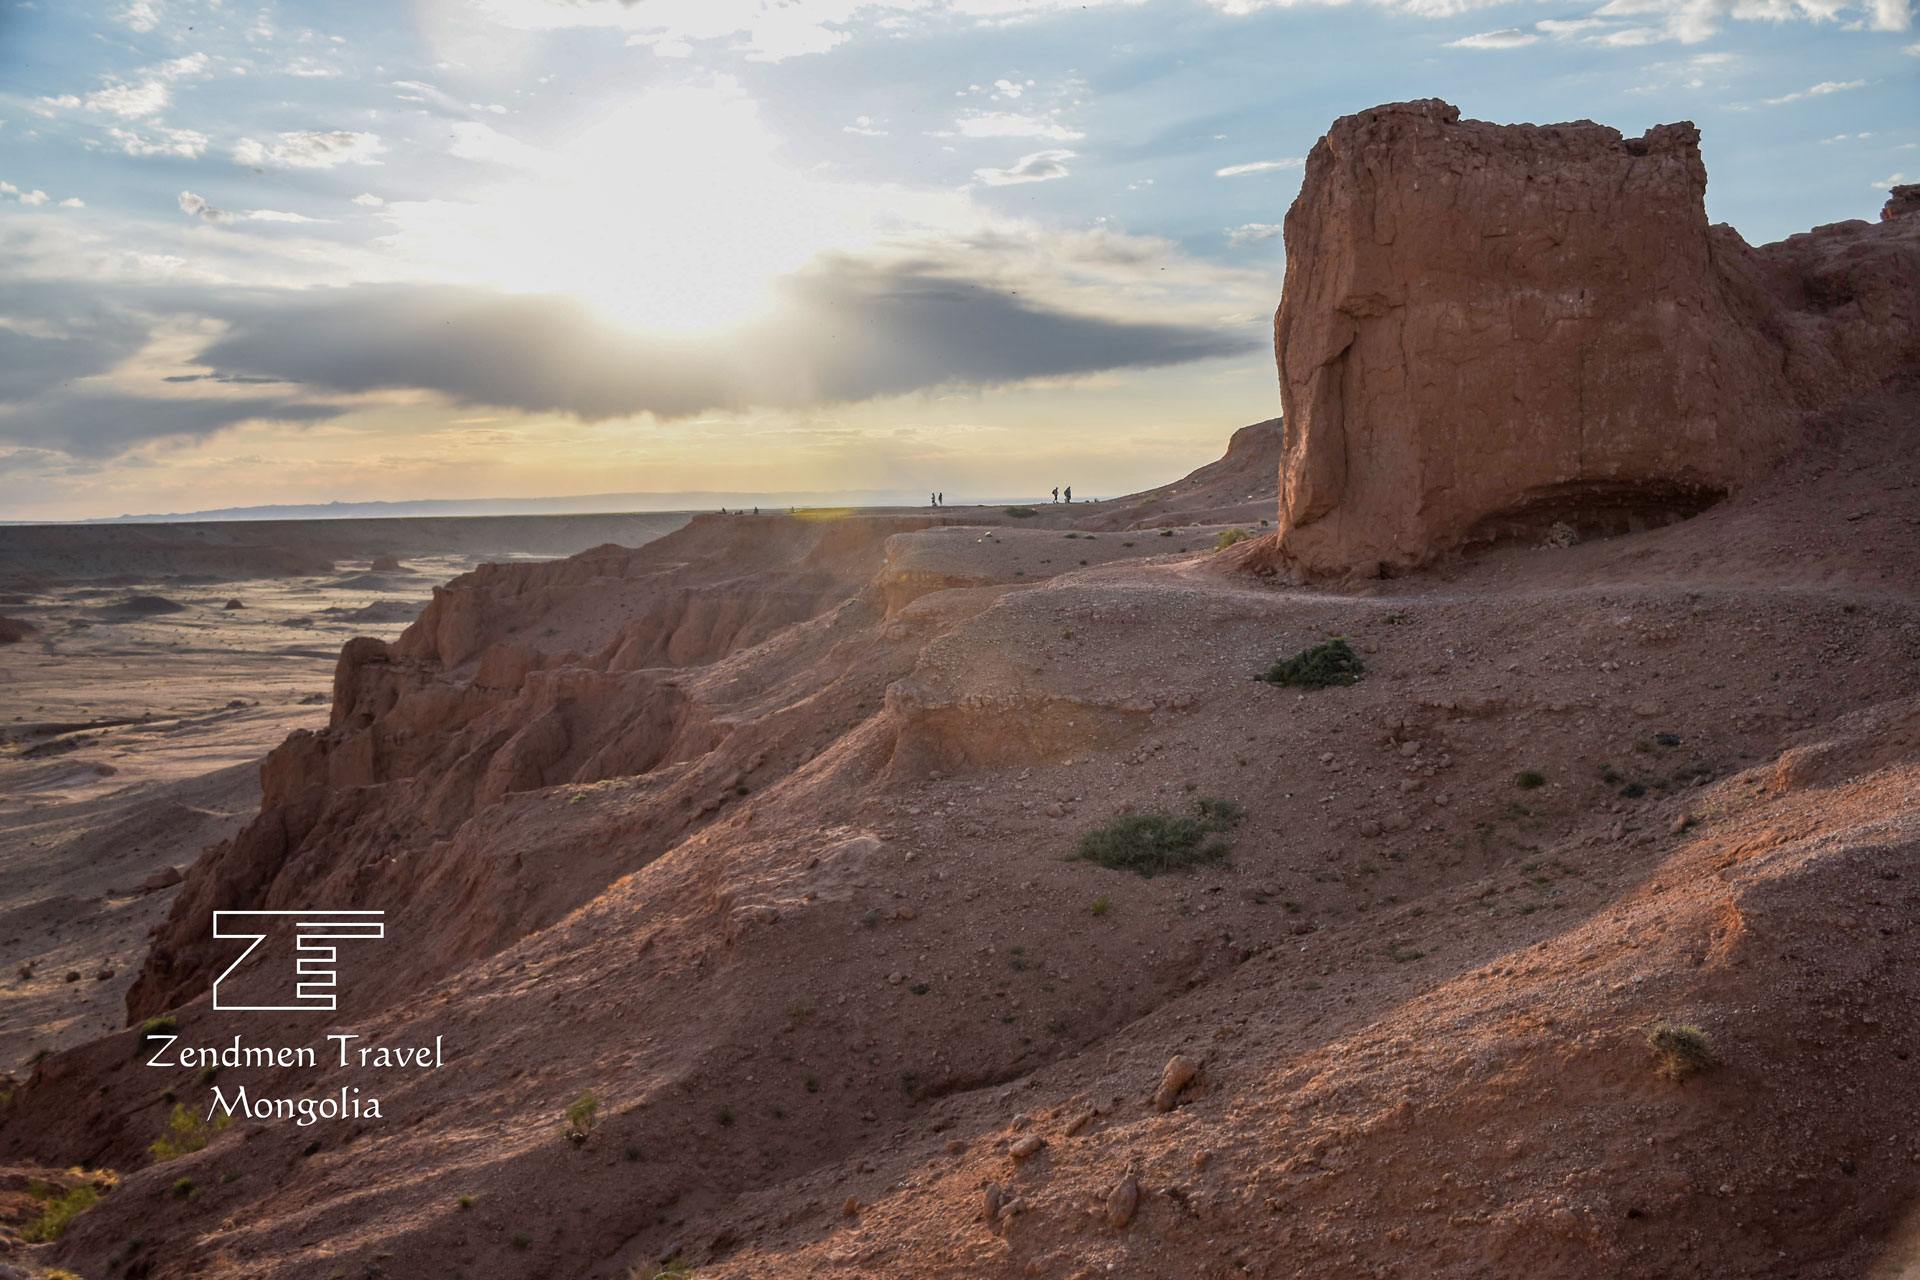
1270, 99, 1920, 577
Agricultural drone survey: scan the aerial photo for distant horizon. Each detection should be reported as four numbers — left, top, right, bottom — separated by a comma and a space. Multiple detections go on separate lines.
0, 487, 1130, 527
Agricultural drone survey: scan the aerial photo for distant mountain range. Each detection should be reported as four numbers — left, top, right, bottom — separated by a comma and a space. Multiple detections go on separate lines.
59, 490, 960, 524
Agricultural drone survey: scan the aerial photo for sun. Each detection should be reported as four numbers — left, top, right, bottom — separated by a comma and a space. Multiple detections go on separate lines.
383, 81, 888, 336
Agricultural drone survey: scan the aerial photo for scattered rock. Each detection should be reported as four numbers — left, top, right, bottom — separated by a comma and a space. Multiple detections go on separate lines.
0, 616, 38, 644
841, 1195, 859, 1218
139, 866, 184, 891
370, 553, 405, 572
1098, 1177, 1140, 1232
1010, 1134, 1046, 1160
1153, 1055, 1198, 1112
984, 1183, 1005, 1222
224, 598, 245, 610
1357, 820, 1383, 838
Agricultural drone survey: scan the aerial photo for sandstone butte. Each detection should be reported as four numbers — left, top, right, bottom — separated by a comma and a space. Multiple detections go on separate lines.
2, 103, 1919, 1280
1260, 98, 1920, 579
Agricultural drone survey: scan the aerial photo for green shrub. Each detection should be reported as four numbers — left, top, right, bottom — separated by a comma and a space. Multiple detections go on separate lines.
1073, 797, 1244, 877
150, 1103, 231, 1162
1253, 638, 1363, 689
1090, 895, 1111, 917
1647, 1022, 1716, 1081
1515, 769, 1547, 789
565, 1092, 598, 1141
135, 1015, 178, 1059
1005, 506, 1037, 518
1215, 528, 1250, 550
22, 1182, 101, 1242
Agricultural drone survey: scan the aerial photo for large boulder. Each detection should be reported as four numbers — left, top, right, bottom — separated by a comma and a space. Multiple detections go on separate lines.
1267, 99, 1920, 578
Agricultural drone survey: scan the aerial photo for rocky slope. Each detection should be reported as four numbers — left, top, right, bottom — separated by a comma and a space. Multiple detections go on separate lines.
1, 109, 1917, 1280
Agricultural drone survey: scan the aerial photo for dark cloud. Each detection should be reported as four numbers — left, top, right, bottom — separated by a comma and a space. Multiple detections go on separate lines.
0, 256, 1257, 460
190, 259, 1258, 421
0, 393, 346, 457
0, 288, 154, 401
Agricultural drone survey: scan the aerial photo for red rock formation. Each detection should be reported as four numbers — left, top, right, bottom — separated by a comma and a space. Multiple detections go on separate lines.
1268, 99, 1920, 577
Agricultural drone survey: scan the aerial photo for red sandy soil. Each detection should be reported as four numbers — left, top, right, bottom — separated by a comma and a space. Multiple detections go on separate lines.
0, 389, 1915, 1280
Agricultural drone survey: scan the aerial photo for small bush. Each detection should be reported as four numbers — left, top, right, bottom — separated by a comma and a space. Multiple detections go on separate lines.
171, 1176, 195, 1200
136, 1015, 178, 1059
716, 1105, 734, 1126
1619, 782, 1646, 799
1073, 797, 1244, 877
1159, 529, 1174, 537
150, 1103, 231, 1162
908, 982, 930, 995
1515, 769, 1547, 789
457, 1194, 475, 1210
510, 1233, 532, 1250
1647, 1022, 1716, 1081
1215, 528, 1250, 550
1005, 506, 1037, 518
1254, 638, 1363, 689
565, 1092, 598, 1141
22, 1182, 101, 1242
1090, 895, 1111, 917
859, 908, 882, 928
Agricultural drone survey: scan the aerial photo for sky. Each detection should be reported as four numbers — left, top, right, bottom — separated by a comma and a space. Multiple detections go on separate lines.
0, 0, 1914, 521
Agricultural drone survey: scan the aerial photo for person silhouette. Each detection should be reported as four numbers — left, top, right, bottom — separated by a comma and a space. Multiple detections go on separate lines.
937, 492, 944, 506
1064, 485, 1072, 503
1051, 486, 1059, 503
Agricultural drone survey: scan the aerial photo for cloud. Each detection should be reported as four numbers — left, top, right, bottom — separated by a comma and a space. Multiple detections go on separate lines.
1874, 172, 1911, 188
84, 79, 172, 119
955, 112, 1084, 141
352, 192, 386, 207
59, 197, 85, 208
16, 190, 49, 206
973, 149, 1076, 185
105, 125, 210, 158
1226, 222, 1283, 247
1765, 78, 1867, 104
1869, 0, 1910, 27
178, 190, 234, 223
0, 392, 345, 457
843, 116, 888, 136
233, 131, 385, 169
1536, 17, 1610, 35
244, 210, 326, 223
181, 267, 1257, 422
116, 0, 164, 32
1214, 158, 1304, 177
1446, 27, 1539, 46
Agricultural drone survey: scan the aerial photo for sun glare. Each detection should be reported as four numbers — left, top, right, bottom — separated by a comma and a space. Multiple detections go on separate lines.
383, 82, 899, 335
